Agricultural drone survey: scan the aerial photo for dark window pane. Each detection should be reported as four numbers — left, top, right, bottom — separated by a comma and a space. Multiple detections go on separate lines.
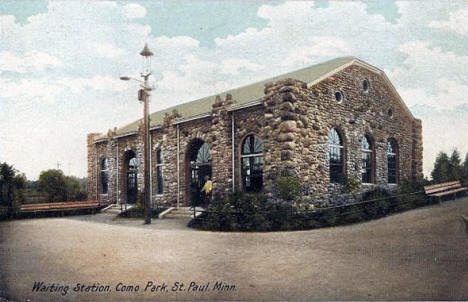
328, 129, 344, 183
334, 91, 343, 103
363, 79, 369, 91
387, 154, 396, 184
101, 158, 108, 170
100, 158, 108, 194
361, 152, 372, 183
361, 136, 370, 150
156, 166, 163, 194
156, 149, 162, 165
241, 155, 263, 192
241, 135, 263, 192
386, 139, 398, 184
101, 171, 108, 194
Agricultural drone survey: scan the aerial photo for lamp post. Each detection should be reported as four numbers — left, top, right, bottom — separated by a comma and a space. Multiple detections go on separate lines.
120, 44, 153, 224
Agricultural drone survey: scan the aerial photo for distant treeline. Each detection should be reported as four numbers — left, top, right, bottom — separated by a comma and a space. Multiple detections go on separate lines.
429, 149, 468, 185
0, 162, 87, 208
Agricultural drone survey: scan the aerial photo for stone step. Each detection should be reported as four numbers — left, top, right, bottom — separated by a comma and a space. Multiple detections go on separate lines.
164, 214, 193, 219
170, 210, 194, 214
101, 204, 134, 215
161, 207, 204, 219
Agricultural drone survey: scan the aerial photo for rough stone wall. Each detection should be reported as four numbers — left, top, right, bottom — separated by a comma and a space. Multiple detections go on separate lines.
150, 110, 180, 207
261, 79, 311, 196
210, 95, 236, 195
87, 64, 422, 208
86, 133, 100, 201
412, 119, 424, 182
259, 65, 422, 206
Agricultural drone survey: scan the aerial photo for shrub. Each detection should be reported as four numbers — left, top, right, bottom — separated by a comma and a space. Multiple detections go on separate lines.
274, 175, 301, 201
342, 176, 361, 194
342, 204, 365, 224
394, 179, 427, 210
191, 179, 436, 232
362, 186, 392, 201
191, 192, 307, 232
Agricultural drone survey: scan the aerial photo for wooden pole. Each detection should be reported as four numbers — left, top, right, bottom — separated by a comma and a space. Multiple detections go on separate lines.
143, 75, 151, 224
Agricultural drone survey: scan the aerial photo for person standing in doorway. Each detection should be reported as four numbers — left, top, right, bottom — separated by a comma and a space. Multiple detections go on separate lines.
201, 175, 212, 207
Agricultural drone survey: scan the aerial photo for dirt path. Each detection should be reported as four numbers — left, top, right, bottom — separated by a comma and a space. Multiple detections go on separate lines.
1, 198, 468, 301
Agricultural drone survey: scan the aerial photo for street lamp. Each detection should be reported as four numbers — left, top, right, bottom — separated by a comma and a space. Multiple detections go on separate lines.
120, 43, 153, 224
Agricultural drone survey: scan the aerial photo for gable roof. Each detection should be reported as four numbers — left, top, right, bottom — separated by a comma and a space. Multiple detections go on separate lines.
104, 56, 413, 139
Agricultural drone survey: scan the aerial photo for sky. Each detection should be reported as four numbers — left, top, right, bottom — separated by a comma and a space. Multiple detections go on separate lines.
1, 0, 468, 180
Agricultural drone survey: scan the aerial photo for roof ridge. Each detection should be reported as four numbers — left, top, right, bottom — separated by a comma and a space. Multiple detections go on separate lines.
106, 56, 362, 137
150, 56, 356, 115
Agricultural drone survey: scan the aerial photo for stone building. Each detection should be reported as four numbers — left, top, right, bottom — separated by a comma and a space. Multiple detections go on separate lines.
87, 57, 423, 208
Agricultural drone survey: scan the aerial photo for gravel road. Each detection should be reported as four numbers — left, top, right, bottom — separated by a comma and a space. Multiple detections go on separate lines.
1, 197, 467, 301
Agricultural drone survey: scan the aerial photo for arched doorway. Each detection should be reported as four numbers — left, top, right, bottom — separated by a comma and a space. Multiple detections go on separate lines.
186, 139, 212, 207
124, 150, 138, 204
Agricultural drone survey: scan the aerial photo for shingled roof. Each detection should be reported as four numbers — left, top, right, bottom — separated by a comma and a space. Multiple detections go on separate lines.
104, 56, 410, 139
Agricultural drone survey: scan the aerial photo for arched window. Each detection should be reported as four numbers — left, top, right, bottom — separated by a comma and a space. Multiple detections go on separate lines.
100, 158, 108, 194
156, 149, 163, 195
361, 135, 374, 183
328, 129, 344, 183
241, 135, 263, 192
196, 143, 212, 164
124, 150, 138, 204
387, 139, 398, 184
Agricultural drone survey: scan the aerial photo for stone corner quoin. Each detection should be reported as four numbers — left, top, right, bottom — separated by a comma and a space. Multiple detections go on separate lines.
86, 57, 423, 208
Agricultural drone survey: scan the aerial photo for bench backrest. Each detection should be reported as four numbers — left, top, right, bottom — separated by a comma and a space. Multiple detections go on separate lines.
20, 201, 98, 209
424, 181, 461, 194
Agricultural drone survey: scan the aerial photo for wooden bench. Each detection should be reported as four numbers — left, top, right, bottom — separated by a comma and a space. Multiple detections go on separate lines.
424, 180, 468, 202
19, 201, 100, 213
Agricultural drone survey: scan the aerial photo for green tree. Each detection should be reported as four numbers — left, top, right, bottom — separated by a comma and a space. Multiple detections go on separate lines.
65, 176, 87, 200
449, 149, 463, 181
0, 162, 26, 207
431, 152, 451, 183
38, 169, 67, 202
463, 152, 468, 185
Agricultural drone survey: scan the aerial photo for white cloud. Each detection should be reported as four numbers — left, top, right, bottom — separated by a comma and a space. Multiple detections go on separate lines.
94, 43, 127, 58
220, 58, 261, 75
122, 3, 147, 19
0, 75, 128, 106
280, 36, 351, 67
0, 78, 62, 104
400, 79, 468, 109
387, 41, 468, 93
59, 75, 129, 93
0, 51, 61, 73
429, 8, 468, 35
